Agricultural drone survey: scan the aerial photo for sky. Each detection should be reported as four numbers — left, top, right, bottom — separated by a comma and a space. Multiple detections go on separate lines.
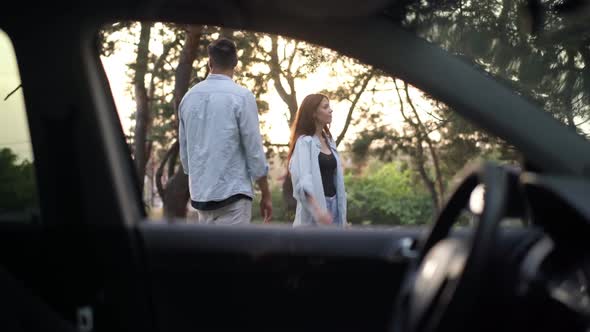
98, 26, 438, 149
0, 24, 423, 165
0, 29, 32, 162
4, 23, 590, 167
98, 30, 347, 145
0, 25, 451, 165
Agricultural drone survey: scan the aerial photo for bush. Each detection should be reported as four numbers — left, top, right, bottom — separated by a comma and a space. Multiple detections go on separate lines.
0, 148, 37, 212
251, 161, 433, 226
345, 162, 433, 226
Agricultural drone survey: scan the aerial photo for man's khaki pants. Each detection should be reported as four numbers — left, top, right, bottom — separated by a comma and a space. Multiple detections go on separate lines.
195, 199, 252, 225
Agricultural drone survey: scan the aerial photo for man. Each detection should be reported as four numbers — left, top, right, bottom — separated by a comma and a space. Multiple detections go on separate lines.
179, 38, 272, 225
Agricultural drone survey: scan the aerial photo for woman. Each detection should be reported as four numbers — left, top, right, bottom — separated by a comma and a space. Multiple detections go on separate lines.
288, 93, 347, 227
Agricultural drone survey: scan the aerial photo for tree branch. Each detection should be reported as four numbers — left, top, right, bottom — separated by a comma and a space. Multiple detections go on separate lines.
3, 84, 22, 101
287, 41, 299, 73
393, 79, 413, 125
336, 70, 375, 146
173, 25, 203, 124
394, 79, 439, 210
148, 38, 177, 101
404, 82, 445, 202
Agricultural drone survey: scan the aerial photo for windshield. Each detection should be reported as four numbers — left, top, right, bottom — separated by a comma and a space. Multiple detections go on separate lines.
391, 0, 590, 139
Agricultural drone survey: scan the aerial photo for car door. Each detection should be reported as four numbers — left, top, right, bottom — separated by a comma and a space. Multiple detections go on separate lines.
0, 1, 558, 332
138, 223, 422, 332
0, 6, 428, 332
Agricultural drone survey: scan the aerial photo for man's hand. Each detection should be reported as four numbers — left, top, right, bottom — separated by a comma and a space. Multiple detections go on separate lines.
260, 195, 273, 223
256, 176, 273, 223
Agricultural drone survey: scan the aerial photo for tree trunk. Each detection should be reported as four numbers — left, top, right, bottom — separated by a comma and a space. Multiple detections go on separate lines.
156, 140, 178, 202
394, 79, 441, 211
143, 40, 176, 206
268, 36, 302, 217
167, 146, 179, 179
270, 36, 298, 124
161, 142, 190, 219
414, 144, 439, 211
162, 25, 203, 219
404, 82, 445, 201
563, 50, 578, 130
173, 25, 203, 117
163, 171, 190, 219
132, 22, 153, 195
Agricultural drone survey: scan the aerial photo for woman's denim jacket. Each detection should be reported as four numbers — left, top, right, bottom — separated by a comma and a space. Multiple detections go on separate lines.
289, 135, 347, 227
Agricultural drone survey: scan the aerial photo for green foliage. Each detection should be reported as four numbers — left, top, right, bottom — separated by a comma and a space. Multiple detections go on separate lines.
250, 161, 432, 226
100, 17, 536, 218
0, 148, 37, 212
401, 0, 590, 132
348, 89, 522, 205
97, 21, 136, 57
345, 161, 433, 226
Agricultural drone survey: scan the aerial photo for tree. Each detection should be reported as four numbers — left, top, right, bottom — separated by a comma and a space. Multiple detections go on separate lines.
348, 75, 519, 213
0, 148, 37, 211
400, 0, 590, 135
321, 63, 377, 147
132, 22, 153, 194
100, 24, 434, 218
157, 25, 203, 218
245, 36, 380, 213
152, 27, 275, 218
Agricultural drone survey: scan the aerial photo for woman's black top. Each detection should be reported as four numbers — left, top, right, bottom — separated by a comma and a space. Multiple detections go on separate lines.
318, 151, 337, 197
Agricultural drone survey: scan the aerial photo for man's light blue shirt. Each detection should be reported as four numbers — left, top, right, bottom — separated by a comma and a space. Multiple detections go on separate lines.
179, 74, 269, 202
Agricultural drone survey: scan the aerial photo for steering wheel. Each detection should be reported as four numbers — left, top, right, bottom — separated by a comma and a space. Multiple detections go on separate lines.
392, 162, 511, 332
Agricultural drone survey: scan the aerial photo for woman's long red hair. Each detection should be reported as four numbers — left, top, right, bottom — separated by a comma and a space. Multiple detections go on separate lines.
287, 94, 332, 165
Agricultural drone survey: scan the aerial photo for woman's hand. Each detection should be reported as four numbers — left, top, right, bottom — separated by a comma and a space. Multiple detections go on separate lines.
306, 193, 333, 225
315, 209, 333, 225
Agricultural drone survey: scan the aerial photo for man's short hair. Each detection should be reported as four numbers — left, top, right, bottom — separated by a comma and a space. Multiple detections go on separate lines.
207, 38, 238, 70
